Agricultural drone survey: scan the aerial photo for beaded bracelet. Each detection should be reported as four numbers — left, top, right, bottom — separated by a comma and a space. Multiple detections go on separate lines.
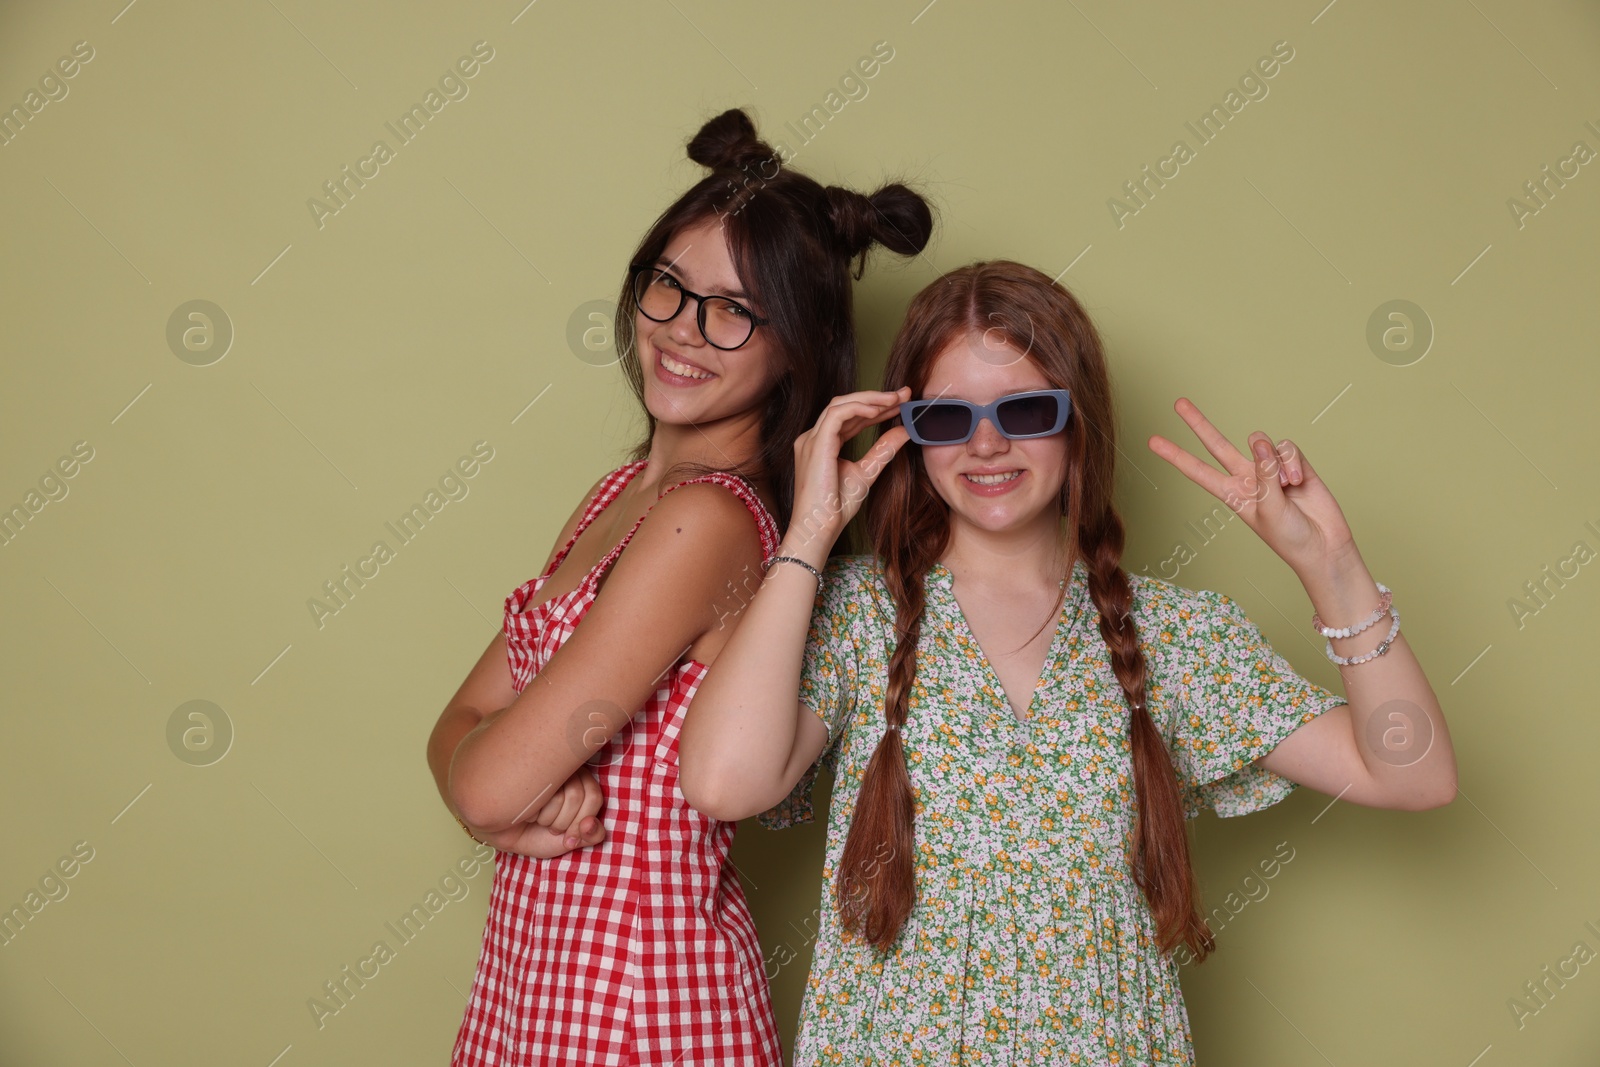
1311, 582, 1394, 638
762, 554, 823, 585
1324, 605, 1400, 666
1311, 580, 1400, 666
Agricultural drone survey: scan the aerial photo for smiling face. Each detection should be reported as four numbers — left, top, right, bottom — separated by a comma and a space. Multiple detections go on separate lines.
635, 216, 781, 429
915, 329, 1070, 537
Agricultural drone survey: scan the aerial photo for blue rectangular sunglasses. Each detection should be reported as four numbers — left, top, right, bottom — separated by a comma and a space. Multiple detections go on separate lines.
899, 388, 1072, 445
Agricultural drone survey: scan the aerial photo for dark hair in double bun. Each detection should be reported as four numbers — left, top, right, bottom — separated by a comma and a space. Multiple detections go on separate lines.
615, 108, 935, 530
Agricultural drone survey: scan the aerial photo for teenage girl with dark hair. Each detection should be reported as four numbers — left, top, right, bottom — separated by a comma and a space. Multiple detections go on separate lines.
425, 109, 933, 1065
681, 259, 1457, 1064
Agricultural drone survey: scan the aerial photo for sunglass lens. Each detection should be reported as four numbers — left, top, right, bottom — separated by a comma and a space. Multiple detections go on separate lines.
996, 394, 1060, 437
910, 402, 974, 443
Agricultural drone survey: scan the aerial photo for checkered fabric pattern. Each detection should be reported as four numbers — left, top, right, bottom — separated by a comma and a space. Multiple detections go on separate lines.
452, 460, 785, 1067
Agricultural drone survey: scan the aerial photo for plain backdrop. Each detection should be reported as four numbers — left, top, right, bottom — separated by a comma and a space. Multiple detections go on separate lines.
2, 1, 1598, 1063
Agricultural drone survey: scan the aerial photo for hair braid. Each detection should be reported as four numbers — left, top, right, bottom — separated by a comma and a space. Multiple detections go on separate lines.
828, 258, 1218, 962
1082, 514, 1216, 960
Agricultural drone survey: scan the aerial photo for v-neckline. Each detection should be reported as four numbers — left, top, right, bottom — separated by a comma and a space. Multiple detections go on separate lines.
521, 461, 649, 617
928, 558, 1091, 726
542, 461, 649, 583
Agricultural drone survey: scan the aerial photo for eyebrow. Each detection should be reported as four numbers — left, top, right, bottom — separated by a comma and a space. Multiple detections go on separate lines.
652, 257, 751, 301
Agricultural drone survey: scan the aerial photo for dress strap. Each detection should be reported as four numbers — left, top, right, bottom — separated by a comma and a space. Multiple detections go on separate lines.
658, 471, 782, 561
545, 460, 648, 577
591, 469, 781, 582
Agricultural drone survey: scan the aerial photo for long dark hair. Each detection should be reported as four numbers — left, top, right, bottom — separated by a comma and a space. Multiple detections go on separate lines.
835, 260, 1216, 963
612, 108, 935, 530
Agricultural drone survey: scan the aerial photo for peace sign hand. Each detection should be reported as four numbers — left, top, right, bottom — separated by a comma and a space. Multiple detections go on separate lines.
785, 386, 912, 561
1146, 397, 1358, 580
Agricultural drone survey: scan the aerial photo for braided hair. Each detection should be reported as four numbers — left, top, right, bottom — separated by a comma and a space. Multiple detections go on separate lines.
834, 260, 1216, 963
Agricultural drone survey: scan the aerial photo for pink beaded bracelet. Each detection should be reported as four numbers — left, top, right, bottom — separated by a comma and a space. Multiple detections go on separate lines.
1311, 582, 1393, 637
1312, 581, 1400, 666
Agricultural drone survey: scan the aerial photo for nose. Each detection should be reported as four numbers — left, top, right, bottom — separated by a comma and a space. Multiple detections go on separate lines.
665, 296, 704, 346
968, 417, 1009, 456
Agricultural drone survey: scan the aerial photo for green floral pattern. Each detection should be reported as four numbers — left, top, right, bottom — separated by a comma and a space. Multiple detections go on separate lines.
762, 554, 1348, 1066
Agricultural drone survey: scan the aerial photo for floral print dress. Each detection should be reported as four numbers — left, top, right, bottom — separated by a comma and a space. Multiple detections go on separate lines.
760, 554, 1349, 1066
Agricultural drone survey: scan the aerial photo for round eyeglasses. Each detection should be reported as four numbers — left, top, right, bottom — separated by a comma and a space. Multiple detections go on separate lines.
900, 388, 1072, 445
629, 265, 769, 351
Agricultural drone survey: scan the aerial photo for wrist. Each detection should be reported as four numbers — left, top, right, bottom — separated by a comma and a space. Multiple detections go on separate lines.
774, 533, 834, 572
1299, 552, 1384, 633
764, 553, 826, 589
785, 484, 852, 560
1295, 538, 1366, 594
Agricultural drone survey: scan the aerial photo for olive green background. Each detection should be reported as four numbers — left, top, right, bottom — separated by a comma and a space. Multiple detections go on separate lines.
3, 0, 1598, 1063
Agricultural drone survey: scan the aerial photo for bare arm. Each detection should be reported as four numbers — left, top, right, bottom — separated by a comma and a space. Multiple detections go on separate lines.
678, 541, 834, 821
425, 471, 606, 821
447, 483, 769, 831
679, 388, 910, 821
1146, 397, 1457, 812
427, 630, 517, 822
1255, 546, 1458, 811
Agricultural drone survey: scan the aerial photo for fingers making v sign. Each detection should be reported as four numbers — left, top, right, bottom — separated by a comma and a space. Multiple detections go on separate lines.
1146, 397, 1358, 580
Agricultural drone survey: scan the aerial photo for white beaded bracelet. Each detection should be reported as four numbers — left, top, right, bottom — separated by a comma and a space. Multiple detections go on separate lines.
1325, 605, 1401, 666
1311, 582, 1393, 638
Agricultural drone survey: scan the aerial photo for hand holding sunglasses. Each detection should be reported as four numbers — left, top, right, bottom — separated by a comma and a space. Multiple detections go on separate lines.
777, 387, 914, 567
899, 388, 1072, 445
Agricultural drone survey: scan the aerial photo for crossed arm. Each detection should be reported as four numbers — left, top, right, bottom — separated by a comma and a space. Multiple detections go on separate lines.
426, 481, 769, 835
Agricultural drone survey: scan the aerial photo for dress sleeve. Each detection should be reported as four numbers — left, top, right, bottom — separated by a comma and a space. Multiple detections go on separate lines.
1165, 588, 1348, 819
755, 557, 863, 830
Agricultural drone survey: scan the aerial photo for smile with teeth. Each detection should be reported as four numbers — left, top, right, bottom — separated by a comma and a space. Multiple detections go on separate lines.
659, 348, 714, 380
964, 470, 1023, 485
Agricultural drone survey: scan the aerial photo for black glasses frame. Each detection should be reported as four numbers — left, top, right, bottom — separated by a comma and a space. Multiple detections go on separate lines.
628, 264, 770, 351
900, 388, 1073, 445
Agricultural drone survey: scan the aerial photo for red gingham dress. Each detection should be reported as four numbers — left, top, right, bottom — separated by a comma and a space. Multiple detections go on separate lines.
452, 459, 786, 1067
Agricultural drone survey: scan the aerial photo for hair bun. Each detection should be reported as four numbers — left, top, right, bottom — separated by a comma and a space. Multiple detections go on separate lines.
687, 108, 780, 173
825, 182, 935, 268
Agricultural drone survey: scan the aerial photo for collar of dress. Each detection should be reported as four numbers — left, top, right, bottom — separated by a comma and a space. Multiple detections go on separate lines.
922, 557, 1098, 661
925, 557, 1091, 601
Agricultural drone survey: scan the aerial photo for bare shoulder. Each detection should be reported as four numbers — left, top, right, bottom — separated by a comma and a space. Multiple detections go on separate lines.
609, 481, 767, 591
590, 479, 768, 637
638, 479, 769, 560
